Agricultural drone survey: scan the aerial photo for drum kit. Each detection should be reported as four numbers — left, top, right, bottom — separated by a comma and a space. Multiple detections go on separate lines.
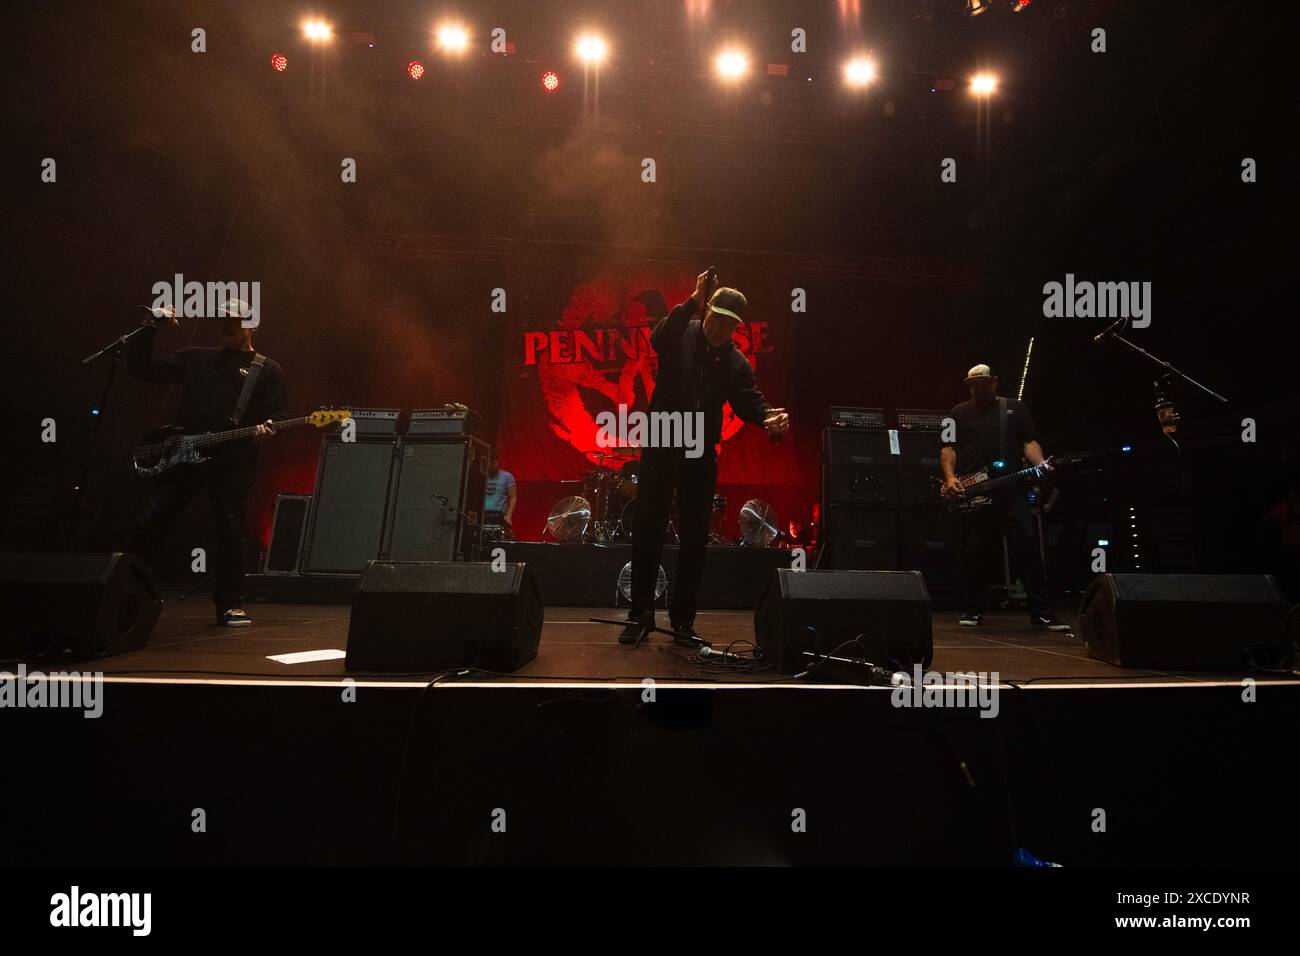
543, 450, 769, 547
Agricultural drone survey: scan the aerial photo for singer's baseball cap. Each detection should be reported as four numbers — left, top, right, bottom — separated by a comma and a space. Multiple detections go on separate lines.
708, 287, 748, 325
964, 363, 995, 382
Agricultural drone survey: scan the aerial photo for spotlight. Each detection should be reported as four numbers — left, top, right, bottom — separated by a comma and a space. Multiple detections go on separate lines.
967, 0, 992, 15
271, 53, 287, 72
303, 20, 333, 42
437, 24, 469, 54
541, 70, 560, 92
575, 33, 608, 65
969, 73, 998, 95
714, 48, 750, 82
843, 56, 877, 88
407, 59, 425, 80
1011, 0, 1034, 11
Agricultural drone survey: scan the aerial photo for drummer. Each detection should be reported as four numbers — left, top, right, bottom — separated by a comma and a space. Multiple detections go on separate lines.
485, 448, 517, 534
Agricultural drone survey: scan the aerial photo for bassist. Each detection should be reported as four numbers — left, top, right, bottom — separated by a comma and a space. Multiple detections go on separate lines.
126, 304, 288, 626
939, 364, 1069, 631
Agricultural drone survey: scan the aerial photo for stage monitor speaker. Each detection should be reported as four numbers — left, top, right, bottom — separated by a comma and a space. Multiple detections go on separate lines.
819, 506, 899, 571
1078, 573, 1287, 670
0, 553, 162, 662
346, 561, 543, 672
265, 494, 311, 574
755, 569, 932, 675
303, 436, 398, 574
383, 436, 488, 562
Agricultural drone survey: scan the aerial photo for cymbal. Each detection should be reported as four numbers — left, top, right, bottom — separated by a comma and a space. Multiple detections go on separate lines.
546, 495, 591, 542
738, 499, 779, 547
580, 449, 639, 457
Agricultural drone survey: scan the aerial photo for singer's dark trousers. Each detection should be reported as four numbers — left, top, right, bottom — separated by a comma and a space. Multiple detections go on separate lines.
127, 455, 255, 615
958, 493, 1052, 619
630, 445, 717, 625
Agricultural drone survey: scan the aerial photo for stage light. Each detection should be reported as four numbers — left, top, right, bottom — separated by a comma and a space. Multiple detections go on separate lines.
843, 56, 877, 88
302, 20, 333, 42
1012, 0, 1034, 11
407, 59, 425, 80
970, 73, 998, 95
541, 70, 560, 92
271, 53, 287, 72
714, 48, 750, 82
437, 24, 469, 54
575, 33, 608, 65
967, 0, 992, 15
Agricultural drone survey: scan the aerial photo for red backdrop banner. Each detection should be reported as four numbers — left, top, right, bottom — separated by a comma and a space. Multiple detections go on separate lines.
498, 270, 798, 486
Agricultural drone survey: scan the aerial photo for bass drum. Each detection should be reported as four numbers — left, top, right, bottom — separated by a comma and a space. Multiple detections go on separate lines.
618, 498, 678, 544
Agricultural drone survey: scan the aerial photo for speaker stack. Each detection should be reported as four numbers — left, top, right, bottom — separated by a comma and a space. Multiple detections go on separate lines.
820, 408, 959, 597
297, 408, 489, 575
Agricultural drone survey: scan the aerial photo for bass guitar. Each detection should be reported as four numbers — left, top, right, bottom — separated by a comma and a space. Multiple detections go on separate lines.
132, 407, 351, 477
935, 453, 1085, 516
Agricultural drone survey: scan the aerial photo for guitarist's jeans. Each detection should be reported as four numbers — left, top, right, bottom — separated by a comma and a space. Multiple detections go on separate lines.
958, 492, 1051, 619
127, 456, 255, 615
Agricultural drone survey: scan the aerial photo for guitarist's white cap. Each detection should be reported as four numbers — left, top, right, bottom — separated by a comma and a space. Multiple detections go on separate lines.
964, 363, 994, 382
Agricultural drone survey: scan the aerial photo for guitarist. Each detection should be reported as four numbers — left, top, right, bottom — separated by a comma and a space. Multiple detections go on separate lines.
938, 364, 1070, 632
126, 304, 288, 627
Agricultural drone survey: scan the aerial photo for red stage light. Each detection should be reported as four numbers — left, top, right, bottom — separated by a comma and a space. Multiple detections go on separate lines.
407, 59, 425, 80
541, 70, 560, 92
271, 53, 287, 72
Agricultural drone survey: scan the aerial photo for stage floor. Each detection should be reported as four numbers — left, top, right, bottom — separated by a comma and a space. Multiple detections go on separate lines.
84, 591, 1287, 686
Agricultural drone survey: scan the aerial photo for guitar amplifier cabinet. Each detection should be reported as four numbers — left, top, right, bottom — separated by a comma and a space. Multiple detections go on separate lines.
303, 436, 399, 574
382, 436, 489, 562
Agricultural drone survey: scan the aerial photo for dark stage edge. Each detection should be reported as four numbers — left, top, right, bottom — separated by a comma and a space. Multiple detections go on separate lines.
9, 595, 1299, 866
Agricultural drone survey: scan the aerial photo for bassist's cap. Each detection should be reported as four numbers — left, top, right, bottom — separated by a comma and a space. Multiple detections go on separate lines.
964, 363, 994, 382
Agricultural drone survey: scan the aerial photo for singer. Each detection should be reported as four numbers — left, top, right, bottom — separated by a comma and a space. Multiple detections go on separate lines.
622, 268, 790, 646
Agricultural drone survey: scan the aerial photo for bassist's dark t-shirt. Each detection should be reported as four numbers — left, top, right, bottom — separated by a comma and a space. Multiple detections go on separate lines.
128, 327, 288, 465
941, 397, 1038, 476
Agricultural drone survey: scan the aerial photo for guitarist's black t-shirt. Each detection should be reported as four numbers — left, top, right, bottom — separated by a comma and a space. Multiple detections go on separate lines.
128, 327, 289, 465
941, 397, 1038, 477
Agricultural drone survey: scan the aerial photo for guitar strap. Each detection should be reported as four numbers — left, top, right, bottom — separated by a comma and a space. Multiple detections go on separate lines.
997, 397, 1008, 469
231, 354, 266, 427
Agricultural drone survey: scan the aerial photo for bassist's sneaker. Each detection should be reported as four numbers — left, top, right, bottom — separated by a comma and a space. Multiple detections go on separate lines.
619, 611, 654, 645
1031, 614, 1072, 632
958, 610, 983, 627
218, 608, 252, 627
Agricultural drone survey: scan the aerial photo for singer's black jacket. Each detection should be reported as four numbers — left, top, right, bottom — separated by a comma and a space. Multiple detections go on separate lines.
648, 298, 772, 447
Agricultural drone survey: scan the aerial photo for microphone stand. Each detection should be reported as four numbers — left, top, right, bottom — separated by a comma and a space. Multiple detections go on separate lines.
66, 323, 154, 551
1097, 325, 1228, 405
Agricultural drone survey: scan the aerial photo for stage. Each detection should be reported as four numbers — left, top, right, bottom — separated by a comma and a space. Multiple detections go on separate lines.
7, 591, 1298, 867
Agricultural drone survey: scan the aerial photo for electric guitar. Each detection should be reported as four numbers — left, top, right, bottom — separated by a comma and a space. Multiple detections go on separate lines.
133, 407, 351, 477
935, 453, 1085, 516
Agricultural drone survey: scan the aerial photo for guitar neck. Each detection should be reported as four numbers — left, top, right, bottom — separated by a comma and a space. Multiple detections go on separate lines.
190, 416, 311, 449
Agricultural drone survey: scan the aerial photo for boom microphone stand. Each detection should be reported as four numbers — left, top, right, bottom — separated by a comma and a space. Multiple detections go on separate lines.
66, 311, 162, 551
1094, 318, 1229, 405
